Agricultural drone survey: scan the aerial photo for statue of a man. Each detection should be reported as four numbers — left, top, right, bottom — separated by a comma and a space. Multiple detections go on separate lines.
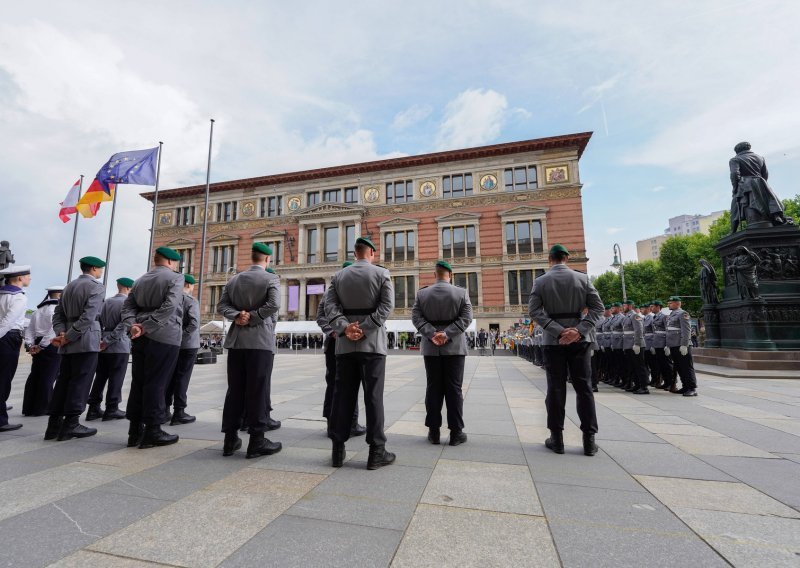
730, 142, 792, 232
698, 259, 719, 305
727, 246, 761, 300
0, 241, 14, 271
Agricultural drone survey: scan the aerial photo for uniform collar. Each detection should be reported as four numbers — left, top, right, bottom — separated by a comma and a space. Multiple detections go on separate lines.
549, 264, 568, 271
248, 265, 266, 272
0, 284, 23, 295
114, 293, 127, 298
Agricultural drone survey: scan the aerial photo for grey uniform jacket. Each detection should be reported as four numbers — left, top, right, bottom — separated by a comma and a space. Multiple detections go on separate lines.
217, 266, 280, 351
324, 259, 394, 356
666, 309, 691, 348
643, 314, 654, 350
610, 313, 624, 350
411, 280, 473, 356
122, 266, 185, 347
181, 293, 201, 350
651, 311, 668, 348
52, 274, 105, 354
601, 316, 612, 349
583, 313, 601, 350
100, 294, 131, 354
316, 294, 333, 335
527, 264, 603, 346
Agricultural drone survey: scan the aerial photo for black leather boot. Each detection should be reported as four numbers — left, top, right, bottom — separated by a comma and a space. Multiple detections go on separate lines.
127, 422, 144, 447
545, 430, 565, 454
57, 415, 97, 441
583, 433, 599, 456
223, 433, 242, 456
427, 427, 440, 445
103, 406, 126, 421
170, 409, 196, 425
332, 441, 345, 467
85, 404, 103, 421
449, 430, 468, 446
367, 445, 396, 470
139, 424, 179, 449
44, 416, 63, 440
266, 417, 281, 431
246, 431, 282, 459
350, 421, 366, 437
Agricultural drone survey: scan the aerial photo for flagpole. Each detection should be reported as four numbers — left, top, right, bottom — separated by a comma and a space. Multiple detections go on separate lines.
102, 184, 120, 288
196, 119, 214, 320
147, 141, 164, 271
67, 175, 84, 283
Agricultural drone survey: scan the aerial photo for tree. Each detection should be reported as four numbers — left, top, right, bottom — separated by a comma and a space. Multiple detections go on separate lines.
657, 234, 714, 314
783, 195, 800, 222
592, 271, 621, 305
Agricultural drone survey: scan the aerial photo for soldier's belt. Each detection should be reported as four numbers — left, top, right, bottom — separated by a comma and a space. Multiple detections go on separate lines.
667, 326, 681, 331
655, 331, 667, 334
428, 319, 457, 326
623, 331, 635, 335
645, 333, 654, 337
343, 308, 377, 316
548, 313, 581, 319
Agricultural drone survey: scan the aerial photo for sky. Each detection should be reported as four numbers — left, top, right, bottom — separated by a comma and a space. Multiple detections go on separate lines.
2, 0, 799, 305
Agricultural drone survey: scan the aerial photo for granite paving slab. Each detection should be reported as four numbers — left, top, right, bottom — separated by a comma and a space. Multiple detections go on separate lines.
599, 440, 738, 481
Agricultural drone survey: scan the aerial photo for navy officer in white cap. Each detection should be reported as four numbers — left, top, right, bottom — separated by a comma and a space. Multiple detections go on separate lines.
0, 264, 31, 431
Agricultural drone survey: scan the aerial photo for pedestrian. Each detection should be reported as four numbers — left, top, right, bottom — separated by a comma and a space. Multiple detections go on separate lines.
165, 274, 200, 425
47, 256, 105, 441
528, 244, 604, 456
324, 236, 395, 470
411, 260, 472, 446
0, 264, 32, 431
22, 286, 63, 416
665, 296, 698, 397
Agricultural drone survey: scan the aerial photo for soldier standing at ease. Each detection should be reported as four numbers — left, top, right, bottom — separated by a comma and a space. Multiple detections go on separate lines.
583, 306, 602, 393
650, 300, 676, 391
598, 305, 612, 384
122, 247, 184, 449
316, 261, 365, 436
218, 242, 282, 458
23, 286, 63, 416
642, 304, 662, 389
412, 260, 472, 446
87, 277, 133, 421
324, 237, 395, 470
48, 257, 106, 441
665, 296, 698, 397
165, 274, 200, 426
0, 264, 31, 431
528, 244, 604, 457
609, 302, 625, 387
624, 301, 650, 394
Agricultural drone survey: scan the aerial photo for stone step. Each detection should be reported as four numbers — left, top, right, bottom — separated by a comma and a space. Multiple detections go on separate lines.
694, 353, 800, 372
694, 348, 800, 361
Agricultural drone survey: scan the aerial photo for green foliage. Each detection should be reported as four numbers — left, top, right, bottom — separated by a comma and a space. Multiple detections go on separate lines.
708, 211, 731, 244
592, 271, 621, 304
783, 195, 800, 222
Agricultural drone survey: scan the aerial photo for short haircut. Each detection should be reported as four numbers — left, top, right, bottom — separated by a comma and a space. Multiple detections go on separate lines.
435, 266, 449, 278
80, 262, 93, 273
48, 290, 61, 298
251, 251, 267, 262
548, 251, 569, 263
734, 141, 751, 153
354, 242, 369, 255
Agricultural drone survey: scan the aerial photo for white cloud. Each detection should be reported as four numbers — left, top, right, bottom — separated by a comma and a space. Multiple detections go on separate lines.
651, 186, 666, 193
606, 227, 624, 235
391, 104, 433, 131
435, 88, 509, 150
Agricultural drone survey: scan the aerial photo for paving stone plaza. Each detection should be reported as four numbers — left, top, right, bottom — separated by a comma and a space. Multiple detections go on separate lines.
2, 353, 799, 567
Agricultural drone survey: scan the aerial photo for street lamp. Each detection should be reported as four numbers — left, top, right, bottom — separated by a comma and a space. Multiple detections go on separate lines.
611, 243, 627, 301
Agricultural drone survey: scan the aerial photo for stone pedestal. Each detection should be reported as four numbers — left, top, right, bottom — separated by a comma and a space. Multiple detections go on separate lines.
702, 306, 720, 348
714, 225, 800, 350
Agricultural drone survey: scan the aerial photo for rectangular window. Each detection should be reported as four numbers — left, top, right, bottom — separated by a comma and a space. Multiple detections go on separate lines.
324, 227, 339, 262
505, 220, 543, 254
211, 245, 235, 273
176, 248, 192, 274
345, 225, 355, 259
260, 241, 282, 266
176, 206, 194, 226
442, 227, 451, 259
441, 225, 476, 259
307, 228, 318, 263
307, 192, 320, 207
323, 189, 341, 203
392, 275, 415, 309
453, 272, 479, 306
209, 285, 224, 314
215, 202, 237, 222
508, 270, 534, 304
384, 230, 415, 262
260, 196, 282, 217
386, 180, 413, 204
504, 166, 537, 191
344, 187, 358, 204
442, 173, 474, 198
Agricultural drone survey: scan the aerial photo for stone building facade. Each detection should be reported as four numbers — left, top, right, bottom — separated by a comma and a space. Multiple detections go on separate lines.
142, 132, 592, 331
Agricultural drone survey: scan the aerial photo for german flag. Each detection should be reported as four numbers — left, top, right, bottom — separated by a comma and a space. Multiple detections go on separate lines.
76, 179, 115, 218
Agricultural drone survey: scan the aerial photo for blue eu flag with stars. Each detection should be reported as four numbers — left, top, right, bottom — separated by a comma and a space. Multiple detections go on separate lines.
96, 147, 159, 192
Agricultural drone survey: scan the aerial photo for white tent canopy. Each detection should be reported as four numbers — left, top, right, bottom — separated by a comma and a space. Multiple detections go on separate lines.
275, 321, 322, 334
199, 320, 227, 334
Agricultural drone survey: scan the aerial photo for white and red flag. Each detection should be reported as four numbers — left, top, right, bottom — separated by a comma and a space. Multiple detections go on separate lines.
58, 179, 82, 222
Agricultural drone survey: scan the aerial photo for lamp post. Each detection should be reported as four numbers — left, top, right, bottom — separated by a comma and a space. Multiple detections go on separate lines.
611, 243, 627, 301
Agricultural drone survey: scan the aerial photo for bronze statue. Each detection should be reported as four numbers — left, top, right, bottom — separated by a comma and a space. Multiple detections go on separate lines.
727, 246, 762, 300
699, 259, 719, 305
730, 142, 792, 232
0, 241, 13, 271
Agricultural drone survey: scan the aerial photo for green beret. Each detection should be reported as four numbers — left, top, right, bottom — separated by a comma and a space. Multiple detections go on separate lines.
79, 256, 106, 268
651, 300, 663, 306
612, 302, 622, 307
639, 304, 648, 309
116, 277, 134, 288
155, 246, 181, 261
342, 261, 353, 268
435, 260, 453, 273
623, 299, 634, 305
355, 236, 376, 251
266, 267, 275, 274
252, 242, 273, 256
604, 304, 611, 309
184, 274, 196, 285
549, 244, 569, 256
668, 296, 682, 302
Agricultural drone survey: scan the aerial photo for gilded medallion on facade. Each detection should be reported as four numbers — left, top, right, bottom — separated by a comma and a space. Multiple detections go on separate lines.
363, 186, 380, 203
479, 173, 498, 191
158, 211, 173, 225
544, 165, 569, 184
241, 200, 256, 217
287, 196, 302, 212
419, 180, 436, 198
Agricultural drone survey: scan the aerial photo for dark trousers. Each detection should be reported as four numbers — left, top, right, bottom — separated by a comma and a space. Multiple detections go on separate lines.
49, 352, 98, 417
166, 348, 198, 410
612, 349, 625, 383
543, 343, 598, 434
670, 347, 698, 390
644, 349, 661, 384
655, 348, 676, 387
22, 344, 61, 416
127, 337, 179, 426
0, 330, 23, 426
423, 355, 465, 431
322, 336, 360, 423
222, 349, 271, 434
330, 353, 386, 446
88, 352, 129, 408
590, 352, 600, 388
624, 349, 650, 390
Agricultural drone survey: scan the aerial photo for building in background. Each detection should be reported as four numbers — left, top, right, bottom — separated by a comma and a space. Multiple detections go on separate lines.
143, 132, 592, 331
636, 210, 725, 262
636, 234, 669, 262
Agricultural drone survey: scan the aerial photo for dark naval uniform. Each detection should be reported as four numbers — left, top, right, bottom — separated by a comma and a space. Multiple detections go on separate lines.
666, 301, 698, 396
49, 272, 105, 439
324, 251, 395, 469
22, 290, 61, 416
166, 290, 200, 422
122, 263, 184, 446
412, 271, 473, 444
88, 292, 131, 419
528, 251, 604, 450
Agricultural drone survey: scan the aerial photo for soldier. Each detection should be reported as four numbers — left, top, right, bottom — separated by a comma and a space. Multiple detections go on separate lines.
608, 302, 625, 387
528, 244, 603, 456
87, 277, 133, 422
533, 325, 544, 366
598, 305, 612, 384
0, 264, 31, 431
218, 242, 282, 458
122, 247, 184, 449
23, 285, 63, 416
165, 274, 200, 425
650, 300, 676, 391
642, 304, 662, 389
412, 260, 472, 446
316, 261, 366, 437
324, 236, 395, 470
583, 306, 602, 392
665, 296, 698, 397
622, 300, 650, 394
47, 257, 106, 441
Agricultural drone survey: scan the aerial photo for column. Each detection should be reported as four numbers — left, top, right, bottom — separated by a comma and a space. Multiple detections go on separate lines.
279, 279, 288, 317
337, 221, 345, 261
297, 226, 306, 265
299, 278, 307, 320
316, 223, 323, 264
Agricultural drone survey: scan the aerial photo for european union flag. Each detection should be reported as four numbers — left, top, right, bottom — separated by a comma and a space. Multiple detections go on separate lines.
96, 147, 159, 193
